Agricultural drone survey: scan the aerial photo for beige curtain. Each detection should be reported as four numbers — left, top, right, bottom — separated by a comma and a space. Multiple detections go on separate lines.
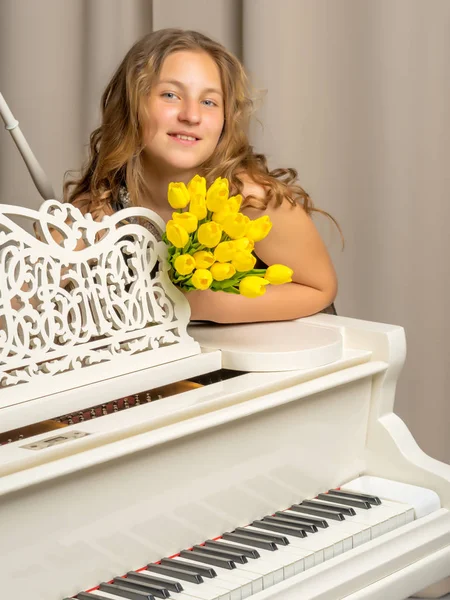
1, 0, 449, 464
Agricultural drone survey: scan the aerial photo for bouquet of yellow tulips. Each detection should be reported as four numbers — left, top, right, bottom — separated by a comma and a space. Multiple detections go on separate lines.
162, 175, 293, 298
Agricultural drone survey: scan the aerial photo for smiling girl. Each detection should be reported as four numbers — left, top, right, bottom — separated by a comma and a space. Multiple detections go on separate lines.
64, 29, 338, 323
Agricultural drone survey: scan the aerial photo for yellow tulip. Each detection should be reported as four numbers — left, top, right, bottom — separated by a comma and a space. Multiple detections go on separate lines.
245, 215, 273, 242
206, 177, 229, 212
174, 254, 196, 276
239, 276, 270, 298
213, 241, 236, 263
172, 211, 198, 233
210, 262, 236, 281
231, 250, 257, 272
187, 174, 206, 198
222, 213, 250, 239
212, 194, 242, 224
166, 220, 189, 248
189, 193, 208, 220
232, 237, 254, 252
265, 264, 294, 285
212, 207, 233, 225
227, 194, 242, 213
197, 222, 223, 248
168, 182, 190, 209
193, 250, 215, 269
191, 268, 213, 290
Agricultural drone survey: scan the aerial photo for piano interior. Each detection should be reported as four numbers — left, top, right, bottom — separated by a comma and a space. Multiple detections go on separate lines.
0, 369, 243, 446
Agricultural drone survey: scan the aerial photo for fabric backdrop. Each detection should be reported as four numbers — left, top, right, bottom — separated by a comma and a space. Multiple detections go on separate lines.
1, 0, 449, 463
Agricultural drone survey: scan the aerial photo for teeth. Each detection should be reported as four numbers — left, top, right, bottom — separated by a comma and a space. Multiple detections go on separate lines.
174, 134, 197, 141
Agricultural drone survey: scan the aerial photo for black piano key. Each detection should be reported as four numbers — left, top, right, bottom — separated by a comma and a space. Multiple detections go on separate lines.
180, 549, 236, 570
327, 488, 381, 505
193, 544, 248, 564
234, 527, 290, 546
277, 510, 329, 528
99, 582, 155, 600
302, 499, 356, 516
263, 515, 318, 533
76, 593, 113, 600
205, 539, 260, 559
147, 562, 203, 584
113, 577, 170, 599
317, 493, 372, 509
222, 531, 278, 551
290, 503, 346, 521
251, 519, 308, 538
127, 571, 184, 593
161, 556, 217, 578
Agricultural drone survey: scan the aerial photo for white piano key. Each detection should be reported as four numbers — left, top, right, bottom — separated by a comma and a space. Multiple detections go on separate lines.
306, 497, 413, 538
282, 508, 370, 549
216, 536, 315, 575
171, 555, 263, 595
82, 588, 160, 600
137, 570, 236, 600
140, 568, 231, 600
242, 525, 332, 563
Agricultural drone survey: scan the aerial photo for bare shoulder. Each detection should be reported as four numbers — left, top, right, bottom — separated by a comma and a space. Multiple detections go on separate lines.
237, 171, 305, 222
236, 171, 267, 202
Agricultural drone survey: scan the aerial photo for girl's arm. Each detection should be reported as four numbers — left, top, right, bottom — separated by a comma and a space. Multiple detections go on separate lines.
187, 181, 338, 324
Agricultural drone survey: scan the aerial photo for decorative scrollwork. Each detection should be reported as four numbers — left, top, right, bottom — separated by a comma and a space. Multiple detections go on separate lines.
0, 200, 197, 400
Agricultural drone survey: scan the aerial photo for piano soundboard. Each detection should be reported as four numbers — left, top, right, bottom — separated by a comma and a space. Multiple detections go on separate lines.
0, 200, 449, 600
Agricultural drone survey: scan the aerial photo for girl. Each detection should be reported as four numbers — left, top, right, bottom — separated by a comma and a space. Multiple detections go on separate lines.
65, 28, 338, 323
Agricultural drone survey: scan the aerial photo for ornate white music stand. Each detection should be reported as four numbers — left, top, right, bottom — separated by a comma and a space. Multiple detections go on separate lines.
0, 200, 200, 409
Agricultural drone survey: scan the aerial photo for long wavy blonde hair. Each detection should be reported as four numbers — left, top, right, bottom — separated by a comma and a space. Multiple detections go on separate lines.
64, 28, 337, 228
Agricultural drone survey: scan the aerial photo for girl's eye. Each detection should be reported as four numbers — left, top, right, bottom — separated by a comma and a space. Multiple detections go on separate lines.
202, 99, 217, 107
162, 92, 178, 100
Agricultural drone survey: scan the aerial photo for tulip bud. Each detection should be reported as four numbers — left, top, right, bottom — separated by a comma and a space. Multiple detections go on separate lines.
227, 194, 242, 213
206, 177, 229, 212
191, 268, 213, 290
239, 276, 270, 298
231, 250, 257, 272
187, 174, 207, 198
174, 254, 196, 276
245, 215, 273, 242
232, 237, 254, 252
172, 211, 198, 233
189, 193, 207, 220
212, 207, 233, 224
168, 182, 190, 209
222, 213, 250, 239
197, 222, 223, 248
265, 264, 294, 285
213, 241, 236, 263
210, 262, 236, 281
193, 250, 215, 269
166, 220, 189, 248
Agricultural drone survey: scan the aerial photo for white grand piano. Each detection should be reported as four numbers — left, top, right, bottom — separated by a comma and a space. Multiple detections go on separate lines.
0, 199, 449, 600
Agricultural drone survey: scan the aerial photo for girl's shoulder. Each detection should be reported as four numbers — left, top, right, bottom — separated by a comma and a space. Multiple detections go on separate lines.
236, 171, 267, 202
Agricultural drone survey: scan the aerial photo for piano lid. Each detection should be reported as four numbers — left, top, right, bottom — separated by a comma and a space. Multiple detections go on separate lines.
188, 320, 343, 371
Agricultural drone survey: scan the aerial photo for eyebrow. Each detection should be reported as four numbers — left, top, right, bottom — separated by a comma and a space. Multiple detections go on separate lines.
158, 78, 223, 97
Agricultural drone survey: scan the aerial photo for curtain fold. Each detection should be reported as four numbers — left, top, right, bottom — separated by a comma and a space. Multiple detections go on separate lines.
0, 0, 449, 464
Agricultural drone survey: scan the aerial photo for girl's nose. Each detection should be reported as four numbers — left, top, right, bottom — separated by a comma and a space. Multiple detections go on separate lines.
178, 100, 201, 125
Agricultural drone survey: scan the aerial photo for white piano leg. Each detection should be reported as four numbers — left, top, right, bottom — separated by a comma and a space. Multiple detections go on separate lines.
411, 576, 450, 598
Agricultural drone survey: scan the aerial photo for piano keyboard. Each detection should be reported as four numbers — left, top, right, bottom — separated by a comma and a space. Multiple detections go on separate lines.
64, 481, 430, 600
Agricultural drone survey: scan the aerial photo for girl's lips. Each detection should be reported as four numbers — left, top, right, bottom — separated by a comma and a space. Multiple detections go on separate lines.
168, 133, 200, 146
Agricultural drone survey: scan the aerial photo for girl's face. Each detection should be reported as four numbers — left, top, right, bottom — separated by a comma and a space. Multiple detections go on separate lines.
144, 50, 225, 176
